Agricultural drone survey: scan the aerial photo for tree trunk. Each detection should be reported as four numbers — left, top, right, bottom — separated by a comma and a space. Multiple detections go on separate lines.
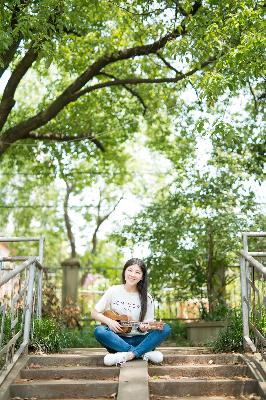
207, 223, 215, 315
63, 183, 76, 258
206, 223, 227, 317
62, 181, 79, 305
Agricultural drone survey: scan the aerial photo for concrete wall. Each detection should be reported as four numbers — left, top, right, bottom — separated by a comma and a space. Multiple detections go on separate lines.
186, 321, 227, 345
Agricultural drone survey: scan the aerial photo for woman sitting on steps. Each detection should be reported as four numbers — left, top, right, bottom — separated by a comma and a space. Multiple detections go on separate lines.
91, 258, 171, 366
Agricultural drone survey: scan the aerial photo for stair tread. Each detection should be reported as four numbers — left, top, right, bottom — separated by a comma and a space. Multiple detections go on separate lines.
149, 378, 257, 382
24, 364, 244, 370
149, 364, 244, 368
150, 397, 261, 400
24, 365, 118, 370
12, 378, 118, 385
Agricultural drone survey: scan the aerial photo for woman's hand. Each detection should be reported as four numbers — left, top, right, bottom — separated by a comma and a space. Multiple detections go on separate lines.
107, 318, 124, 333
138, 323, 149, 332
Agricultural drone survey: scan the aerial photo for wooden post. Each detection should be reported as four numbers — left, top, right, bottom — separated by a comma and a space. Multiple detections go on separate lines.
61, 258, 80, 307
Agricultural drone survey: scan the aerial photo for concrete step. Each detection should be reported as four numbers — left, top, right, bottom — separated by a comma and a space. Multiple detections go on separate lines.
26, 354, 105, 367
20, 365, 119, 380
149, 364, 251, 378
150, 396, 261, 400
159, 347, 212, 355
10, 379, 118, 399
149, 378, 259, 397
163, 353, 241, 365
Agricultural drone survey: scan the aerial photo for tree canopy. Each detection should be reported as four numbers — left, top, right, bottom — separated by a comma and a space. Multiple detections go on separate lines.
0, 0, 265, 160
0, 0, 265, 310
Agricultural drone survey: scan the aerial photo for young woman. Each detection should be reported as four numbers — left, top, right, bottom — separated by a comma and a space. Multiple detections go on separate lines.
91, 258, 171, 366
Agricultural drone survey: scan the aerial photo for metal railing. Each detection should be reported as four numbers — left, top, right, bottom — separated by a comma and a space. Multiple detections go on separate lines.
0, 237, 44, 385
240, 232, 266, 356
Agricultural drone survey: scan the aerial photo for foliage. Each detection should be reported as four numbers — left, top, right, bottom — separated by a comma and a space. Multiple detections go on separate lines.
0, 0, 265, 164
199, 301, 229, 321
165, 319, 187, 345
0, 313, 21, 347
211, 308, 244, 353
64, 325, 101, 348
80, 240, 124, 283
42, 273, 62, 319
61, 298, 82, 329
0, 0, 265, 314
30, 317, 69, 353
114, 163, 260, 306
42, 274, 83, 328
251, 302, 266, 345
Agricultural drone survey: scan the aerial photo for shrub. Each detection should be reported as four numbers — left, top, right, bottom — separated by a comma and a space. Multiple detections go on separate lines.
30, 317, 69, 353
199, 301, 229, 321
64, 324, 101, 348
211, 308, 243, 352
165, 319, 187, 345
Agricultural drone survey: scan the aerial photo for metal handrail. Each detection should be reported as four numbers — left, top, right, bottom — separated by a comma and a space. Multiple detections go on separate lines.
0, 237, 44, 386
240, 250, 266, 275
240, 232, 266, 355
0, 257, 36, 286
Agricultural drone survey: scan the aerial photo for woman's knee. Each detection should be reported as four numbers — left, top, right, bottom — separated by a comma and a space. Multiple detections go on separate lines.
162, 323, 171, 337
94, 325, 108, 339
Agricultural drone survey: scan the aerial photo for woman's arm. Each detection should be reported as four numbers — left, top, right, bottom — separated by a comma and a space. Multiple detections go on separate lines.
91, 309, 124, 333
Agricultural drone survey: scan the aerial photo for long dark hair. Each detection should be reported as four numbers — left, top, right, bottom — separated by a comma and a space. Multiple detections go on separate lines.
122, 258, 148, 322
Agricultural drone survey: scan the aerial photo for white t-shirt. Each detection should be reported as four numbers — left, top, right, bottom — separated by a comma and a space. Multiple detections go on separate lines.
94, 284, 154, 336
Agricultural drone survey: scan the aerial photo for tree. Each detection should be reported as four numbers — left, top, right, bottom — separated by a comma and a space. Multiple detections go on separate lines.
114, 154, 262, 315
0, 0, 265, 160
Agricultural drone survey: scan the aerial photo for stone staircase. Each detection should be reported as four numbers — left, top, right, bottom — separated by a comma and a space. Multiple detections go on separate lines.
149, 348, 264, 399
8, 349, 118, 399
2, 348, 265, 400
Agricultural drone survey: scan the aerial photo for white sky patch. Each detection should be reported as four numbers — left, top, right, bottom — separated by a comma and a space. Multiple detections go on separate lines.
0, 70, 11, 91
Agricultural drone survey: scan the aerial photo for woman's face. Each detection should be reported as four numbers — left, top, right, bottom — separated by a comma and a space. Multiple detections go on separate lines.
124, 264, 143, 286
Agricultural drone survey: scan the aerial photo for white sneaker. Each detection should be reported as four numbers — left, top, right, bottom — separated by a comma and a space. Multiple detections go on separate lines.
143, 350, 163, 363
104, 352, 128, 366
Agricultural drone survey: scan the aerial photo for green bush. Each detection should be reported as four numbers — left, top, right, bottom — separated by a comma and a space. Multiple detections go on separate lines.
30, 317, 69, 353
0, 314, 13, 346
64, 325, 101, 348
199, 301, 229, 321
165, 319, 188, 345
0, 311, 23, 346
211, 308, 243, 352
29, 318, 102, 352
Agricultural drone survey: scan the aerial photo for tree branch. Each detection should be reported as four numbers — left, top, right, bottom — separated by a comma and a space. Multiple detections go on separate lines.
0, 47, 39, 131
258, 92, 266, 100
99, 72, 147, 114
173, 1, 190, 17
156, 53, 182, 75
26, 131, 105, 152
0, 6, 203, 156
63, 180, 76, 258
0, 0, 29, 77
173, 0, 202, 17
0, 40, 22, 79
91, 194, 123, 254
74, 57, 216, 99
247, 79, 258, 115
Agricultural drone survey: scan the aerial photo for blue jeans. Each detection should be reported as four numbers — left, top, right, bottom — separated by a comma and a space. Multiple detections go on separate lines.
94, 324, 171, 358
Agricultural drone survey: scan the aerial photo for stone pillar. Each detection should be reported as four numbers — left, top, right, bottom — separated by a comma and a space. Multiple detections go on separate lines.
61, 258, 80, 307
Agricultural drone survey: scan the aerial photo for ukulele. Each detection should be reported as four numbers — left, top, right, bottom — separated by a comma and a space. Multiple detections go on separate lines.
103, 310, 164, 333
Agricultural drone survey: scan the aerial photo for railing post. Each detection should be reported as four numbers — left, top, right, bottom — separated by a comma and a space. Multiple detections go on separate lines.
36, 236, 45, 318
240, 254, 249, 349
23, 262, 36, 345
